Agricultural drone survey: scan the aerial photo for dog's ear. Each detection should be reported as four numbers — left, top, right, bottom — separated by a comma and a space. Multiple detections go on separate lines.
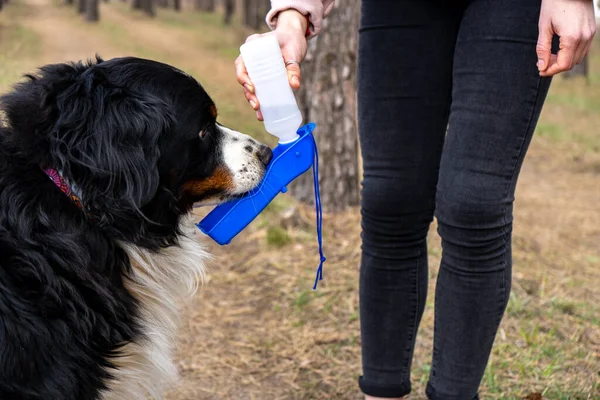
0, 62, 90, 163
47, 64, 174, 221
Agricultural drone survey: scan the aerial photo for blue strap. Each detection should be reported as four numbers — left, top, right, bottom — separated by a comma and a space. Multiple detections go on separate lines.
311, 133, 326, 290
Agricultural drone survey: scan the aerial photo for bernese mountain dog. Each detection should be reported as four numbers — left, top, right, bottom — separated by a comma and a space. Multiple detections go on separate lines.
0, 56, 272, 399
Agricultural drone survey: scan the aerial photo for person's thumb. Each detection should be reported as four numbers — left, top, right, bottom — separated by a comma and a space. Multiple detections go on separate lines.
536, 18, 553, 72
285, 60, 302, 90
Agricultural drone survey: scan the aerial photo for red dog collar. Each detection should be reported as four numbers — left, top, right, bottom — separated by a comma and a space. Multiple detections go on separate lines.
44, 168, 84, 210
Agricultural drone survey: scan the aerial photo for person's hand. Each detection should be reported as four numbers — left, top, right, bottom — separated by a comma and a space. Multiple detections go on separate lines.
537, 0, 596, 77
235, 9, 308, 121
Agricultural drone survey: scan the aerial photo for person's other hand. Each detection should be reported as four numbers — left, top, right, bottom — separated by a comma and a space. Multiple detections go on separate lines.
537, 0, 596, 77
235, 9, 308, 121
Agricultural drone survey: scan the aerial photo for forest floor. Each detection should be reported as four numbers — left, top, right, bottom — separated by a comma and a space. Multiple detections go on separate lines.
1, 1, 599, 399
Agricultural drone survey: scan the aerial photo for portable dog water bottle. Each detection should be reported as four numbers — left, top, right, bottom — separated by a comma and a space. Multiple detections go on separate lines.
198, 122, 316, 245
196, 35, 326, 288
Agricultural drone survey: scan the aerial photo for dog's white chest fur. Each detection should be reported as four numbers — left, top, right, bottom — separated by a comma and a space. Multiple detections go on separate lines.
101, 215, 208, 400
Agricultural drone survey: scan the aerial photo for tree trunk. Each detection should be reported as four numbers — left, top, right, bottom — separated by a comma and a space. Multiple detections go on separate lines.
244, 0, 260, 29
291, 0, 361, 212
195, 0, 215, 11
133, 0, 154, 15
141, 0, 154, 15
242, 0, 249, 26
247, 0, 268, 29
77, 0, 86, 13
0, 0, 3, 12
172, 0, 180, 10
223, 0, 234, 24
255, 0, 268, 29
85, 0, 99, 20
156, 0, 167, 7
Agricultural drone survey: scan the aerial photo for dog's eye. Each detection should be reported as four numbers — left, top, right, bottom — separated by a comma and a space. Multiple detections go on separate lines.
199, 130, 208, 139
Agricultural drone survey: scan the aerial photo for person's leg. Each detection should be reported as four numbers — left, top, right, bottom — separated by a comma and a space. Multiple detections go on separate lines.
357, 1, 465, 398
427, 0, 554, 399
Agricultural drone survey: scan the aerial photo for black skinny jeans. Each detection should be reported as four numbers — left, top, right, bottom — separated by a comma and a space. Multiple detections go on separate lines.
357, 1, 554, 399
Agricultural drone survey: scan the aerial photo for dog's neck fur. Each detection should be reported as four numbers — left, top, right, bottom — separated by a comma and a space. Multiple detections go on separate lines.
44, 169, 209, 398
104, 215, 208, 399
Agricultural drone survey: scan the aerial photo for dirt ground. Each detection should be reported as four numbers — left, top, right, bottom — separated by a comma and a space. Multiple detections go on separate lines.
1, 1, 599, 399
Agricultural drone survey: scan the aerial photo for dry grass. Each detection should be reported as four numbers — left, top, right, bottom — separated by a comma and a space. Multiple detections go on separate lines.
1, 2, 599, 399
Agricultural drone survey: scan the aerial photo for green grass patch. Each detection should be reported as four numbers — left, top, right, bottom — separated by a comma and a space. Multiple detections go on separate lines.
550, 297, 578, 315
539, 56, 600, 152
293, 290, 311, 309
266, 226, 291, 247
264, 194, 295, 214
535, 122, 563, 142
546, 92, 600, 113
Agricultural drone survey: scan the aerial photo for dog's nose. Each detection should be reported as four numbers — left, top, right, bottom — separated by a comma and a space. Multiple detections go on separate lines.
256, 145, 273, 166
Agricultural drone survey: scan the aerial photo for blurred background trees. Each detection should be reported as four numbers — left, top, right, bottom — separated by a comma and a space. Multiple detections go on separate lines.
60, 0, 272, 25
132, 0, 155, 16
3, 0, 596, 214
0, 0, 361, 211
291, 0, 360, 211
52, 0, 361, 212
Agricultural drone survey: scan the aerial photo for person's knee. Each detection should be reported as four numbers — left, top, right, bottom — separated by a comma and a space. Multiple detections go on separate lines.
435, 189, 512, 231
434, 185, 513, 271
361, 176, 435, 243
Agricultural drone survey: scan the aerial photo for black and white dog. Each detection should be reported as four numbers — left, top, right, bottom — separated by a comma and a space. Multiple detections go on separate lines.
0, 56, 272, 399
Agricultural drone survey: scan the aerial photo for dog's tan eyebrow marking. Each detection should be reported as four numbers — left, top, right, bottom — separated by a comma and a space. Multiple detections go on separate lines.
209, 104, 218, 119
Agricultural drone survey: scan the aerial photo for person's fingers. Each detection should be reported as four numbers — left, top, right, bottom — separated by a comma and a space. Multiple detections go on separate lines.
237, 32, 277, 121
245, 33, 263, 43
555, 34, 579, 70
235, 56, 255, 94
243, 86, 259, 110
536, 17, 553, 73
238, 30, 305, 120
573, 32, 590, 65
575, 26, 595, 65
237, 58, 258, 112
573, 43, 586, 66
579, 41, 592, 65
244, 90, 260, 111
236, 34, 266, 90
284, 60, 302, 90
542, 34, 579, 76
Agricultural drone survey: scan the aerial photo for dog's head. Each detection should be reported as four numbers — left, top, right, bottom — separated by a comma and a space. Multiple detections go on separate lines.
0, 56, 271, 248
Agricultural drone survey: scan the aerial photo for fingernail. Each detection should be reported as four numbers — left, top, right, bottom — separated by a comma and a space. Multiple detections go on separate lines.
291, 76, 299, 85
244, 83, 253, 92
537, 59, 545, 70
256, 111, 261, 119
249, 100, 257, 109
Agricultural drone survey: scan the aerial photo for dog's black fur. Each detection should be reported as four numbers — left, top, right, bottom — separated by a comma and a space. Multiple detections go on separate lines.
0, 56, 267, 399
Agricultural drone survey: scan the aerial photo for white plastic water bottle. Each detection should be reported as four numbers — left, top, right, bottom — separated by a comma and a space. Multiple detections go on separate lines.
240, 34, 303, 143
